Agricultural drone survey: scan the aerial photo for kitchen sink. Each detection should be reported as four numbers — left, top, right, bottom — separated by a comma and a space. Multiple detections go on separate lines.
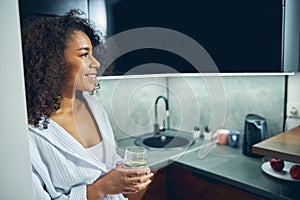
134, 129, 194, 149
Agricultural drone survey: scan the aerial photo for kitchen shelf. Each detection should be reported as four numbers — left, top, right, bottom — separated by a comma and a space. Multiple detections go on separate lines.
253, 126, 300, 163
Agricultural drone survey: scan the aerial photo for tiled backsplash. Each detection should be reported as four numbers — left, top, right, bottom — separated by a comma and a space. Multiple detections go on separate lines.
168, 75, 285, 136
94, 75, 285, 139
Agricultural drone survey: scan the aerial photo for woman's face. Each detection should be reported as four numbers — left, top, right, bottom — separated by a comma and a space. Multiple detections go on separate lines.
63, 30, 100, 94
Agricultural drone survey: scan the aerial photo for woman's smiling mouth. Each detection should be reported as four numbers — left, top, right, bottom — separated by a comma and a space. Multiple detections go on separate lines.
85, 73, 97, 81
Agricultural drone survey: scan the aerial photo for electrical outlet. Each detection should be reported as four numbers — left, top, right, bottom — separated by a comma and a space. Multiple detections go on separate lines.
286, 103, 300, 118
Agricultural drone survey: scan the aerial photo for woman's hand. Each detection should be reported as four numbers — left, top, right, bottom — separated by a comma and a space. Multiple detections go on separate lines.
87, 164, 154, 200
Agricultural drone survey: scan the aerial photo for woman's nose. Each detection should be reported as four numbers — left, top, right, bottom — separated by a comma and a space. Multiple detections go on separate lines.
90, 55, 100, 69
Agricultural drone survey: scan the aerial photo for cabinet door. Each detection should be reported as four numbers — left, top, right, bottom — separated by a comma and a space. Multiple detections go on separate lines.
167, 164, 266, 200
107, 0, 284, 74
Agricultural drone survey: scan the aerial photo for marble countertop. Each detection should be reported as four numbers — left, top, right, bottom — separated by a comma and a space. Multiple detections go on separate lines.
116, 137, 300, 200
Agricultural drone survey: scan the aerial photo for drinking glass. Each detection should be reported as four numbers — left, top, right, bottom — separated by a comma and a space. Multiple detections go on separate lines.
124, 146, 147, 168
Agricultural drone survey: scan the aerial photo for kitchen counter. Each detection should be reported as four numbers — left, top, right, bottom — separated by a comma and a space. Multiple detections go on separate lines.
117, 137, 300, 200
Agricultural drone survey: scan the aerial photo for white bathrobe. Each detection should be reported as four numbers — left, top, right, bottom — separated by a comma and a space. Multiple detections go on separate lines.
28, 95, 126, 200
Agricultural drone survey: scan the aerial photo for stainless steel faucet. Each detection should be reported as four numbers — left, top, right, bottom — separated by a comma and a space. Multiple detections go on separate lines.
154, 96, 169, 134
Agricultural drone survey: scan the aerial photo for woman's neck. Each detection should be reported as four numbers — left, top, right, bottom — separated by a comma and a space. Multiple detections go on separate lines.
56, 92, 84, 114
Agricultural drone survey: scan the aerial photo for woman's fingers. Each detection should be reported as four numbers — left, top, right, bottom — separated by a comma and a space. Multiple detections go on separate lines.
131, 179, 152, 191
123, 179, 152, 194
128, 173, 154, 184
113, 165, 154, 194
121, 172, 153, 194
122, 188, 139, 194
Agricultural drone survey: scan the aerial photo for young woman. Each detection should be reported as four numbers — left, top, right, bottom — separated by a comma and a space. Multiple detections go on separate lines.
21, 9, 153, 200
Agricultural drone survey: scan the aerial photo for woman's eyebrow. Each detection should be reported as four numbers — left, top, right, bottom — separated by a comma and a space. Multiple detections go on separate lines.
77, 47, 90, 51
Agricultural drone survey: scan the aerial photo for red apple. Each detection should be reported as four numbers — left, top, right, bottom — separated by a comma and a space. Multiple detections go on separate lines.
290, 165, 300, 179
270, 158, 284, 171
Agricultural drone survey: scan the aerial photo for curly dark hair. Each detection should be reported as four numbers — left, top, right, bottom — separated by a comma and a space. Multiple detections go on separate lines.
21, 9, 103, 129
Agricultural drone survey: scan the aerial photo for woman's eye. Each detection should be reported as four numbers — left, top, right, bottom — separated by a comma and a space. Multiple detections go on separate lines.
81, 53, 89, 58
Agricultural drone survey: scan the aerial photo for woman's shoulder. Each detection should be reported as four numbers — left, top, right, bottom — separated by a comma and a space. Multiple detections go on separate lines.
27, 124, 52, 145
27, 125, 53, 156
27, 120, 62, 146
